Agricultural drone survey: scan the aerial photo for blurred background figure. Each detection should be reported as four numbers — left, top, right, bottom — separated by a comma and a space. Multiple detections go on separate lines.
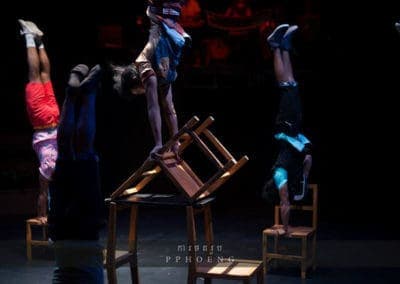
224, 0, 253, 18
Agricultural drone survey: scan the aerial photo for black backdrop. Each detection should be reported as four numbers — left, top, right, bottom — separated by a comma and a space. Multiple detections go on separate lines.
1, 1, 399, 227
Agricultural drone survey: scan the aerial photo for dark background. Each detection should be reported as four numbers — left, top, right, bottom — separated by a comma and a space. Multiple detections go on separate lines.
0, 1, 399, 228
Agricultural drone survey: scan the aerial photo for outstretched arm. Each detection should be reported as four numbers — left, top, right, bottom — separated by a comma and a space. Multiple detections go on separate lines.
145, 75, 164, 157
160, 84, 180, 156
160, 84, 178, 138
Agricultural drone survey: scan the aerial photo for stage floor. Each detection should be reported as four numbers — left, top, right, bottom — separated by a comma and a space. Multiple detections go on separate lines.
1, 206, 399, 283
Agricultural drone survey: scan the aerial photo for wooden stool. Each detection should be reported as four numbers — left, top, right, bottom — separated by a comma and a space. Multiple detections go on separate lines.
26, 218, 49, 261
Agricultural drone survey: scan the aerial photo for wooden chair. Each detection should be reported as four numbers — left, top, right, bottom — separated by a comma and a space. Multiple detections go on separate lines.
262, 184, 318, 279
105, 196, 215, 284
26, 218, 49, 261
105, 116, 250, 284
186, 206, 264, 284
110, 116, 249, 202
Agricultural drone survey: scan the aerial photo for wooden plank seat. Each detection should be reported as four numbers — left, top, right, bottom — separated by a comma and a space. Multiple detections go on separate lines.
195, 259, 264, 282
186, 206, 264, 284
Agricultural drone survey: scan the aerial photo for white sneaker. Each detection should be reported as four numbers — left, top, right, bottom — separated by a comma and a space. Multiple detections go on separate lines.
18, 19, 44, 37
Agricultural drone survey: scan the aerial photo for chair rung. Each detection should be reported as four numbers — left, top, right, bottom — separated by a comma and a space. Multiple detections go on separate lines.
266, 253, 303, 261
30, 240, 49, 246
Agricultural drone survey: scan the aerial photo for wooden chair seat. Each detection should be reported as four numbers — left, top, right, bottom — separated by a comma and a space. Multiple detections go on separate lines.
263, 224, 315, 238
187, 206, 264, 284
196, 259, 263, 280
26, 218, 46, 226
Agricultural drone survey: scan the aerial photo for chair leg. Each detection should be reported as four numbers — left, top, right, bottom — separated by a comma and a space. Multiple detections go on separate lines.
186, 206, 197, 284
26, 222, 32, 261
107, 264, 117, 284
257, 267, 264, 284
203, 205, 214, 257
204, 278, 212, 284
301, 270, 306, 279
187, 275, 196, 284
301, 237, 307, 279
128, 205, 139, 284
312, 233, 317, 271
272, 235, 278, 268
262, 232, 268, 274
106, 202, 117, 284
41, 226, 45, 240
243, 280, 250, 284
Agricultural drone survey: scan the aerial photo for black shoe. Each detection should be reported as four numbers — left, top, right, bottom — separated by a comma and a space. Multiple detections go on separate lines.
72, 64, 89, 78
80, 65, 102, 92
281, 25, 298, 51
68, 64, 89, 88
267, 24, 289, 49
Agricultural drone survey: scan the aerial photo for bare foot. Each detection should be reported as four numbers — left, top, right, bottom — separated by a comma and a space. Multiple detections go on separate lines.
275, 228, 286, 235
171, 142, 182, 162
149, 145, 163, 160
275, 225, 293, 236
285, 226, 293, 236
35, 216, 47, 225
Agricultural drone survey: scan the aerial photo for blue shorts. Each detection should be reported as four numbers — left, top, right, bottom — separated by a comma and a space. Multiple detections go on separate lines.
273, 167, 288, 190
